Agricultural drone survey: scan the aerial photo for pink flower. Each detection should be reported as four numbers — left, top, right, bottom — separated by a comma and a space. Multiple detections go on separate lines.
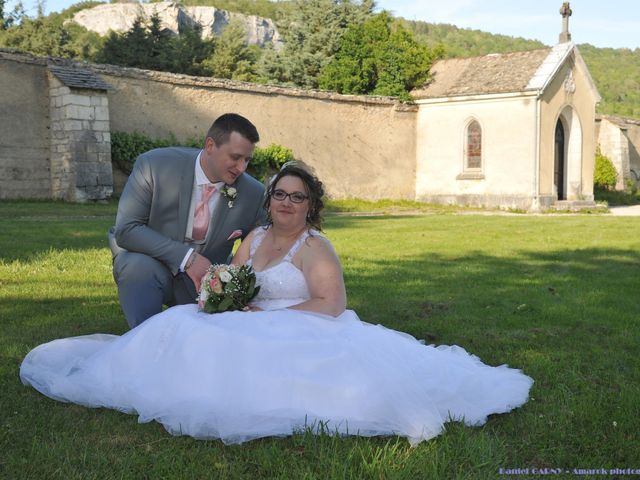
210, 276, 223, 294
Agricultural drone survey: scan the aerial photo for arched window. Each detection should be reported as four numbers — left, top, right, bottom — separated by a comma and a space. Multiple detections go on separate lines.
466, 120, 482, 170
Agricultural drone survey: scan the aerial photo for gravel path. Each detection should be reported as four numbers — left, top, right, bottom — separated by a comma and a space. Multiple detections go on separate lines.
608, 205, 640, 216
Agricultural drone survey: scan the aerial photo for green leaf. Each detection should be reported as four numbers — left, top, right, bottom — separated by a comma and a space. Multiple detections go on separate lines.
218, 296, 233, 312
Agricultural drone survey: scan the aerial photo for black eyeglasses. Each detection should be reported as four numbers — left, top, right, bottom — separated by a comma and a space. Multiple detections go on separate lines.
272, 189, 309, 203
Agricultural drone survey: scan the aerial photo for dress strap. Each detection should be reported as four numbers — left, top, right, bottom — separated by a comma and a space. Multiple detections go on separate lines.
283, 229, 317, 263
248, 227, 268, 261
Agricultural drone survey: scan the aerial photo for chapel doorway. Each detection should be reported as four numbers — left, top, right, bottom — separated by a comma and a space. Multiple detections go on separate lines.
554, 119, 566, 200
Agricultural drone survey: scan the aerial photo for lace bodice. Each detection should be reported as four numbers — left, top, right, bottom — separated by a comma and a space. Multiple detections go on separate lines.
247, 228, 316, 310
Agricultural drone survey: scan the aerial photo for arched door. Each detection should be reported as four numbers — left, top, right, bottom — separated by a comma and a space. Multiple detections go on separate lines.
554, 120, 566, 200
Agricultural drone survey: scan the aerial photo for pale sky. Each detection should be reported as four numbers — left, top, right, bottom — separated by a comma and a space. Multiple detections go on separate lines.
7, 0, 640, 50
375, 0, 640, 50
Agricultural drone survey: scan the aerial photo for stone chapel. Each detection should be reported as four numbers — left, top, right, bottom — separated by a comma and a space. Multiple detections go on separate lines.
412, 2, 601, 210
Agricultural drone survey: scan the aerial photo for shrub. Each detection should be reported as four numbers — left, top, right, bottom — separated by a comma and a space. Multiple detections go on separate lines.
624, 176, 638, 195
593, 146, 618, 190
250, 143, 295, 183
111, 131, 200, 175
110, 131, 294, 183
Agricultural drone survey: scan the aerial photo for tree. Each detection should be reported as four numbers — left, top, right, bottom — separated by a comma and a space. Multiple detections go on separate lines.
97, 16, 150, 67
172, 23, 215, 76
0, 0, 24, 30
258, 0, 374, 88
202, 20, 259, 81
0, 11, 102, 58
318, 12, 438, 99
96, 14, 214, 74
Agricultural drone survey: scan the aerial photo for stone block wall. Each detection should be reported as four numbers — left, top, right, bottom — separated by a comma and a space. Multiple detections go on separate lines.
618, 119, 640, 185
48, 74, 113, 201
1, 50, 114, 201
596, 116, 630, 190
94, 65, 417, 200
0, 54, 51, 199
1, 50, 416, 202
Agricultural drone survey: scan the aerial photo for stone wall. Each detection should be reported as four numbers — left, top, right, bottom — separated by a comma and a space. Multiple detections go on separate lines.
0, 50, 114, 201
596, 115, 640, 189
596, 116, 629, 190
624, 120, 640, 184
0, 53, 51, 199
0, 51, 416, 201
92, 64, 417, 200
48, 75, 113, 201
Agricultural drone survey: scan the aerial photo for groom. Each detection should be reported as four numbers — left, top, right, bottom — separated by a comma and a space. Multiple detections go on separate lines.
108, 113, 266, 328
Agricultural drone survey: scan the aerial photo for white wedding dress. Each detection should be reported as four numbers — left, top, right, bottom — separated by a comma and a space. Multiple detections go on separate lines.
20, 228, 533, 446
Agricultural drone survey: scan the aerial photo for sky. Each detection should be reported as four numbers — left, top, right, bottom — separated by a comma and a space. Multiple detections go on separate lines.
375, 0, 640, 50
7, 0, 640, 50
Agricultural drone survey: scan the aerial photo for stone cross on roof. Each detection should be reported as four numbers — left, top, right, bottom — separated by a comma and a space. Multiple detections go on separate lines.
559, 2, 572, 43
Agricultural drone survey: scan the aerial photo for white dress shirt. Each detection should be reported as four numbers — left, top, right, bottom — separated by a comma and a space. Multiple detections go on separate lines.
179, 151, 224, 272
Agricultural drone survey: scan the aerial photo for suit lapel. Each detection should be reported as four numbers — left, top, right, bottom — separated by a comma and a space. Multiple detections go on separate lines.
206, 174, 248, 244
178, 152, 197, 239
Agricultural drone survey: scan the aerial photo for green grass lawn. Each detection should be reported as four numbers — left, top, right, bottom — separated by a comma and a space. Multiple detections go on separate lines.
1, 201, 639, 479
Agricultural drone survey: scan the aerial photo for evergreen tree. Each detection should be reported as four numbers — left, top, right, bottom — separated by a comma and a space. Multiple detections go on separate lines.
96, 14, 214, 74
258, 0, 374, 88
319, 12, 437, 99
173, 23, 215, 76
202, 20, 259, 81
97, 16, 150, 67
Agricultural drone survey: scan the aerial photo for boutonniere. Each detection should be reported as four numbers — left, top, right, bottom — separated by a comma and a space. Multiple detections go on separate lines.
221, 185, 237, 208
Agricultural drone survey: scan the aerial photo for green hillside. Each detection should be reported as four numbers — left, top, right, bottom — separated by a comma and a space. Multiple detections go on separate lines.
578, 44, 640, 118
399, 19, 546, 57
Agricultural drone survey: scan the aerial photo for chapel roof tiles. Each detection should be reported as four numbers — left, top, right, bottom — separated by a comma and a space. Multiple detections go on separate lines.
412, 47, 553, 99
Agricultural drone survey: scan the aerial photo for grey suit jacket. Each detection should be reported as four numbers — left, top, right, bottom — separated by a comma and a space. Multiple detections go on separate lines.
109, 147, 266, 274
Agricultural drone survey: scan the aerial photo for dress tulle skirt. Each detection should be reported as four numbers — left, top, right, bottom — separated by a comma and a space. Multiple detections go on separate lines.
20, 305, 533, 445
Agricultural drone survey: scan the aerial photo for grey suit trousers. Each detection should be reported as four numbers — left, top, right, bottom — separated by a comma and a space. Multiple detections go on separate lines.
112, 250, 198, 329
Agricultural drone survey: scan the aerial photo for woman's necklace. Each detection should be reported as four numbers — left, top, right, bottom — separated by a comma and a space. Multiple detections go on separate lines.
271, 227, 305, 252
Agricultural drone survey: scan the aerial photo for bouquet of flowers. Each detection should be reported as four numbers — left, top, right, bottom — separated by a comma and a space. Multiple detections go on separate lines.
198, 264, 260, 313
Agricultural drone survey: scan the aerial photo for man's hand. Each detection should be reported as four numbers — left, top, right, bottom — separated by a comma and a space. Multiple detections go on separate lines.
185, 253, 212, 292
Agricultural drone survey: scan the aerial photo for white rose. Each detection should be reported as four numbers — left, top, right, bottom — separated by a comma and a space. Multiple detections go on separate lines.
219, 270, 232, 283
226, 187, 237, 197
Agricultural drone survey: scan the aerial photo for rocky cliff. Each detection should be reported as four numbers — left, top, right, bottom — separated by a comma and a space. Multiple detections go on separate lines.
71, 2, 282, 48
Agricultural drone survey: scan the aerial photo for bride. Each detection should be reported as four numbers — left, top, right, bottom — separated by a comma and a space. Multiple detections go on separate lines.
20, 162, 533, 446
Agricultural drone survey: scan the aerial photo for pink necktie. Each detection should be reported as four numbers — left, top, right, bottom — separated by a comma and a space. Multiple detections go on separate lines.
192, 184, 216, 241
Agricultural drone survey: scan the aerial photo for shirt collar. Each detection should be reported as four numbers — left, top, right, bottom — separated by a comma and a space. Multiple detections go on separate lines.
195, 151, 224, 188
